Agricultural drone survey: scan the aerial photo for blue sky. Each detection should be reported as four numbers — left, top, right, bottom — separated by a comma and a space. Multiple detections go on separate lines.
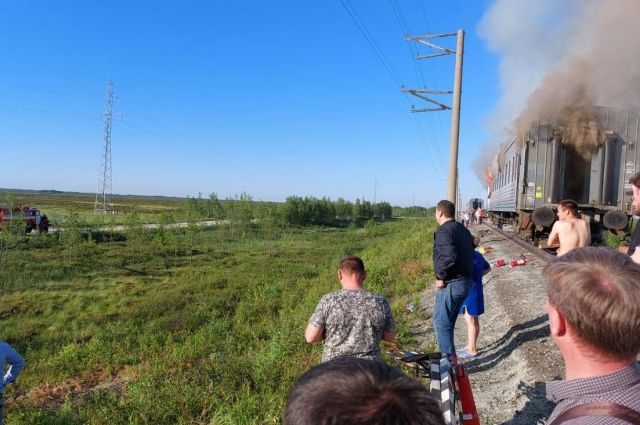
0, 1, 499, 206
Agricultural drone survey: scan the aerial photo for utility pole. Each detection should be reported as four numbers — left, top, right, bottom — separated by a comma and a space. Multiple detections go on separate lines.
456, 169, 461, 219
402, 29, 464, 205
95, 80, 116, 215
448, 30, 464, 205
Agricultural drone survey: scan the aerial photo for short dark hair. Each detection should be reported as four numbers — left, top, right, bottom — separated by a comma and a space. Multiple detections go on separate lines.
557, 199, 579, 217
283, 357, 445, 425
543, 247, 640, 360
629, 171, 640, 188
436, 200, 455, 218
339, 256, 365, 274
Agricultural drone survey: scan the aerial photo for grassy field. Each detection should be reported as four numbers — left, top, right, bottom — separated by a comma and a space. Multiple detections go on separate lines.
0, 195, 438, 424
0, 189, 185, 225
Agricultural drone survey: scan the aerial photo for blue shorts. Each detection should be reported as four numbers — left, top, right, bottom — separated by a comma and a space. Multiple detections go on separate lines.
459, 281, 484, 316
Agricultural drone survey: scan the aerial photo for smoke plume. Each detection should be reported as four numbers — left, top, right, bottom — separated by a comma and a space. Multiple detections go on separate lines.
474, 0, 640, 184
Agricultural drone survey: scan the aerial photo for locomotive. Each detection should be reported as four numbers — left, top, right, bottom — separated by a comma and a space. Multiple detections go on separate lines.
486, 106, 639, 241
467, 198, 484, 212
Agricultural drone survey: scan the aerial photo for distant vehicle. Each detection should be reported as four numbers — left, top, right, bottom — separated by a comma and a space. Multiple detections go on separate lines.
467, 198, 484, 212
0, 205, 49, 233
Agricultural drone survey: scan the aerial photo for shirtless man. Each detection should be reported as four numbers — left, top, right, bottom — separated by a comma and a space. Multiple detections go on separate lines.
547, 199, 591, 256
624, 171, 640, 264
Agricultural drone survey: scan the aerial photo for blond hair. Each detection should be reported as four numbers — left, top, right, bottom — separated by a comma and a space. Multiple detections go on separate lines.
543, 247, 640, 360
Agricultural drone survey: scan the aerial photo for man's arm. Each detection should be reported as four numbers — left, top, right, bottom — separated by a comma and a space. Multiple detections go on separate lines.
382, 331, 396, 342
306, 296, 328, 343
381, 300, 397, 343
2, 343, 25, 385
433, 227, 456, 279
305, 323, 324, 343
631, 247, 640, 264
547, 222, 560, 247
584, 220, 592, 246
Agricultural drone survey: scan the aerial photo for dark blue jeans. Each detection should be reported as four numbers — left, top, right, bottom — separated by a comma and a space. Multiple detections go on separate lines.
433, 277, 472, 357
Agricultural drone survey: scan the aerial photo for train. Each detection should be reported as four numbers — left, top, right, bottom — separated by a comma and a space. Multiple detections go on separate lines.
485, 106, 639, 241
467, 198, 484, 212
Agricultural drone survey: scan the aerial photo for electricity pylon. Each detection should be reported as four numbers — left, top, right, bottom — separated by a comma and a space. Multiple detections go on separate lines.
95, 80, 116, 214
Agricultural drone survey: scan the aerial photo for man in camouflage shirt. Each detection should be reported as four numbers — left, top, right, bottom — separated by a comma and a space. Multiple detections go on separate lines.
305, 256, 396, 362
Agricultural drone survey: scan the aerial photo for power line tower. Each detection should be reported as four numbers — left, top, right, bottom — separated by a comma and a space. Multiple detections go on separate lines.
401, 29, 465, 205
95, 80, 117, 215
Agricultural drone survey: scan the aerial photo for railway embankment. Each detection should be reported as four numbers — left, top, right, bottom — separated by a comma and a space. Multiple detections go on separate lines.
415, 222, 562, 424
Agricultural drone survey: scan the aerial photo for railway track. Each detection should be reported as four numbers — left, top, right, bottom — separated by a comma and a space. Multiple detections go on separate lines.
483, 222, 556, 262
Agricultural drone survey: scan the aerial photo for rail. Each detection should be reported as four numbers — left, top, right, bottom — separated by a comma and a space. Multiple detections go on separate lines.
483, 222, 555, 262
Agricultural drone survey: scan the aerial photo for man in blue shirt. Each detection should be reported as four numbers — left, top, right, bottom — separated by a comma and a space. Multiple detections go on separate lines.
1, 341, 24, 425
432, 199, 474, 362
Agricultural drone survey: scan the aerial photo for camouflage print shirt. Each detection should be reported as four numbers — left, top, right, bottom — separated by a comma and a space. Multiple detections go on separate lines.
309, 289, 396, 362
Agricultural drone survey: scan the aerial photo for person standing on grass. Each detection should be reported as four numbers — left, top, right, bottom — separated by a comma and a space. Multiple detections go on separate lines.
1, 341, 25, 425
457, 237, 491, 359
305, 256, 396, 362
543, 248, 640, 424
432, 200, 474, 363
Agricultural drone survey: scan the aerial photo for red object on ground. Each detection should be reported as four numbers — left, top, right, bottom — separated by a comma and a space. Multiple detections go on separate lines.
495, 259, 506, 267
510, 259, 526, 267
456, 365, 480, 425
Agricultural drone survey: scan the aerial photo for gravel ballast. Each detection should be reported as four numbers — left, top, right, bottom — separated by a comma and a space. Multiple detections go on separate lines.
414, 223, 562, 425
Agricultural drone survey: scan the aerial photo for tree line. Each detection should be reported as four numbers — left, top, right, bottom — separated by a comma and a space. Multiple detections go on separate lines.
180, 193, 395, 226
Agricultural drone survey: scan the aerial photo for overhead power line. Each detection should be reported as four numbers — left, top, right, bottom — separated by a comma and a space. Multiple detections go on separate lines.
340, 0, 444, 177
340, 0, 403, 87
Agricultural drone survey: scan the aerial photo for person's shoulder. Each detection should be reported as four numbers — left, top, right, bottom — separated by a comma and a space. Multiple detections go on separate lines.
554, 219, 570, 229
362, 290, 389, 302
318, 290, 342, 302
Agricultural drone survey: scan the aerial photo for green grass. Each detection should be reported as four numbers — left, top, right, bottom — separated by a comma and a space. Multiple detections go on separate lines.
1, 201, 437, 424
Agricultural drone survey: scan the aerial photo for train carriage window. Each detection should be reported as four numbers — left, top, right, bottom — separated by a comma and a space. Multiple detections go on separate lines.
510, 157, 514, 182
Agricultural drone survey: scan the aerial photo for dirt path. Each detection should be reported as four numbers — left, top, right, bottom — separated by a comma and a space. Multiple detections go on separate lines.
413, 223, 562, 425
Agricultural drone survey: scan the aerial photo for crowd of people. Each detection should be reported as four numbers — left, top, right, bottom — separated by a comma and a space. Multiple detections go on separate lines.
3, 175, 640, 424
462, 207, 483, 227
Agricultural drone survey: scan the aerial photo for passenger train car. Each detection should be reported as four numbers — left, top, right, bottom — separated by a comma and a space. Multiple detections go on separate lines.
487, 106, 640, 237
466, 198, 483, 212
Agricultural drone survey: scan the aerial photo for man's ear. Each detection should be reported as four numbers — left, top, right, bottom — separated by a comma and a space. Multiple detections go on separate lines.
338, 269, 343, 281
362, 271, 368, 281
546, 299, 567, 337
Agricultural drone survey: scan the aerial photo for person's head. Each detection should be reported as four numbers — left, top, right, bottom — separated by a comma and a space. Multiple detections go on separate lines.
557, 199, 579, 219
283, 357, 445, 425
630, 172, 640, 214
435, 200, 455, 224
543, 247, 640, 362
339, 256, 367, 286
